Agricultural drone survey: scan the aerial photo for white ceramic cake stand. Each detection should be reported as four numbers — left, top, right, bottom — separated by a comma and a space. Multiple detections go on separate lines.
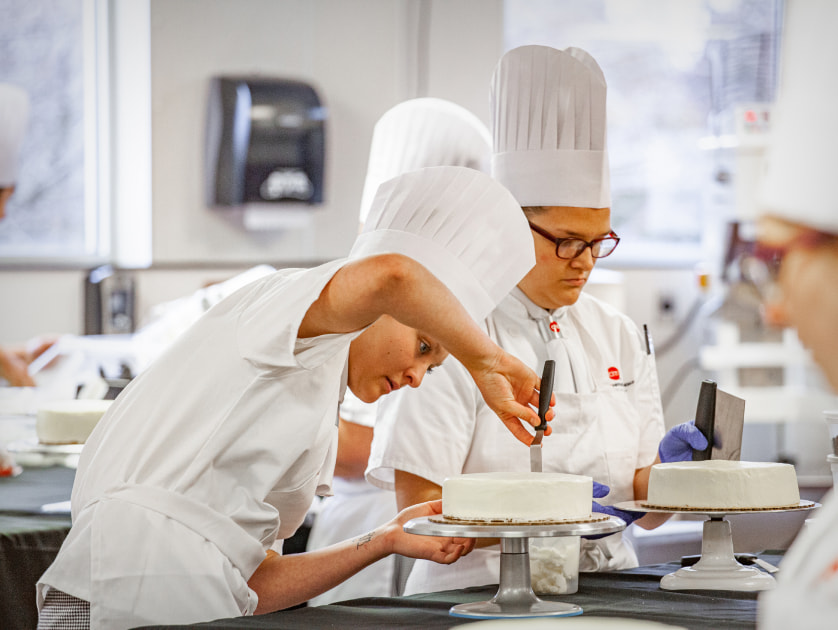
403, 515, 624, 619
614, 500, 818, 591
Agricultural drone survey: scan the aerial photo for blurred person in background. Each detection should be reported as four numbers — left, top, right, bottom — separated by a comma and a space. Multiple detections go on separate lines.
755, 1, 838, 627
0, 82, 27, 220
0, 82, 57, 387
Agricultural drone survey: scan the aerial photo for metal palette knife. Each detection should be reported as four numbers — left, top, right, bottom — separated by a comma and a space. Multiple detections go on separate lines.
692, 379, 745, 461
530, 360, 555, 472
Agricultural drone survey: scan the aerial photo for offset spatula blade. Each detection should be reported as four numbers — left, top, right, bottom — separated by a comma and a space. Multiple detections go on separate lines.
530, 434, 543, 472
530, 360, 555, 473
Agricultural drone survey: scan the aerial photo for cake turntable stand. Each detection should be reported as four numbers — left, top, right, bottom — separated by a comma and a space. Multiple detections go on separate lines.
403, 514, 625, 619
614, 500, 819, 591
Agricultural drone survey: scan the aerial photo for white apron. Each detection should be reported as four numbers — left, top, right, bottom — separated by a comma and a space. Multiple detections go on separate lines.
38, 261, 351, 628
368, 290, 663, 594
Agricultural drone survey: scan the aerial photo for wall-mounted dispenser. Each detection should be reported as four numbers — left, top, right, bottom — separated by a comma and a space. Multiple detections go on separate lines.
84, 265, 136, 335
206, 75, 326, 207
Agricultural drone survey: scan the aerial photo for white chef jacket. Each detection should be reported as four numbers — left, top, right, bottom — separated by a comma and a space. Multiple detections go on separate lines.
38, 259, 357, 629
367, 289, 664, 595
758, 491, 838, 629
305, 391, 397, 606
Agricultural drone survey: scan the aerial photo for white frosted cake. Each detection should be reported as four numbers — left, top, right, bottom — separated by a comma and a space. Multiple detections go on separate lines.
441, 471, 592, 523
36, 399, 113, 445
646, 460, 800, 510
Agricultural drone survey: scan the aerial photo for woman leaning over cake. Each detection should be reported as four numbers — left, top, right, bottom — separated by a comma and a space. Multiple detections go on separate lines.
35, 166, 554, 629
755, 2, 838, 628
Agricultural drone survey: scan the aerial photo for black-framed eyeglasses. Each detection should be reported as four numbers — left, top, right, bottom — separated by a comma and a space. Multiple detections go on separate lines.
740, 244, 783, 300
740, 230, 832, 300
528, 222, 620, 259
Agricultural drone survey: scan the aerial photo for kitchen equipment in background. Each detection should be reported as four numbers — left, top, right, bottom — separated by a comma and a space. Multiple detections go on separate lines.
205, 75, 326, 208
99, 364, 133, 400
84, 266, 136, 335
825, 410, 838, 457
825, 410, 838, 488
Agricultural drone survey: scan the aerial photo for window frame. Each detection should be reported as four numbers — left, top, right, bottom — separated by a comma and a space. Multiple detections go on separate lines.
0, 0, 151, 270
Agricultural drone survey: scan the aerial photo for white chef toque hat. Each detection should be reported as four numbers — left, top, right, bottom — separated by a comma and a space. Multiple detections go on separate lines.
0, 83, 30, 187
350, 166, 535, 323
757, 0, 838, 235
491, 45, 610, 209
358, 98, 492, 225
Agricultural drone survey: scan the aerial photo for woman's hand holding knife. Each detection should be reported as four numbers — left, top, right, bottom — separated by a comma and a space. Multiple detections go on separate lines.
467, 348, 555, 446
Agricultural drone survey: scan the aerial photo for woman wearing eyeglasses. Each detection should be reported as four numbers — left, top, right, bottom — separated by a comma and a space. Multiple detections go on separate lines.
366, 45, 706, 597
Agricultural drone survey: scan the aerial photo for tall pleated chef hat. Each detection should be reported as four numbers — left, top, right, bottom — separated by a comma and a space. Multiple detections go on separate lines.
0, 83, 30, 187
757, 0, 838, 235
358, 97, 492, 225
350, 165, 535, 323
491, 45, 610, 208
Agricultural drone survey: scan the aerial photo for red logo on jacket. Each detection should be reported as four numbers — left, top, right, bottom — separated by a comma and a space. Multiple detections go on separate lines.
549, 320, 560, 333
608, 366, 620, 380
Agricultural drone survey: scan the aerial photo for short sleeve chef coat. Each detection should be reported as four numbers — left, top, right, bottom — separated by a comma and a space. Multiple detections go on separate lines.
38, 259, 359, 628
367, 290, 664, 594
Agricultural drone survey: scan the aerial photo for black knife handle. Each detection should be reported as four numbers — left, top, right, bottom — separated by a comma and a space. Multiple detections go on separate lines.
693, 379, 717, 461
536, 360, 555, 431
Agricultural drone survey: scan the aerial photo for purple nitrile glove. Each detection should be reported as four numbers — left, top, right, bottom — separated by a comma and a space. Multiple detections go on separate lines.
587, 481, 643, 538
657, 421, 709, 463
592, 481, 610, 499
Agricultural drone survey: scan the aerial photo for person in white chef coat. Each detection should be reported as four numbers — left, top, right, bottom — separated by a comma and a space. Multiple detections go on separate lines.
35, 166, 554, 629
305, 97, 494, 606
0, 82, 58, 387
0, 82, 27, 222
367, 45, 708, 596
754, 1, 838, 627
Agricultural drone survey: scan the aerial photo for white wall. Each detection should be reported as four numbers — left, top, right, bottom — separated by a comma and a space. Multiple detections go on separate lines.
0, 270, 86, 342
150, 0, 502, 264
0, 0, 503, 342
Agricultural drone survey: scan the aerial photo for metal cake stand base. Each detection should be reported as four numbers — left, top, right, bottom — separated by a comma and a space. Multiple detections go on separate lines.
403, 515, 625, 619
660, 517, 775, 591
615, 500, 819, 592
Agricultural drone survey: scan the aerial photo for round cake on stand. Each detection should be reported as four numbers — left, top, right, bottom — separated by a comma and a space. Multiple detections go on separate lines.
404, 515, 625, 618
615, 502, 815, 591
405, 472, 625, 619
616, 460, 817, 591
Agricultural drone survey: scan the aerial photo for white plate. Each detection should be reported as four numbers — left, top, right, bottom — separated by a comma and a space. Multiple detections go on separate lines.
613, 499, 818, 515
7, 437, 84, 455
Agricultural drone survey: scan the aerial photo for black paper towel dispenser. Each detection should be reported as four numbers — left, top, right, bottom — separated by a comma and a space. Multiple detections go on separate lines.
206, 75, 326, 206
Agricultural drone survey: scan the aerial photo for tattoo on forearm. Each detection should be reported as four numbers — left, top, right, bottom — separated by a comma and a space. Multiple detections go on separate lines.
355, 532, 374, 549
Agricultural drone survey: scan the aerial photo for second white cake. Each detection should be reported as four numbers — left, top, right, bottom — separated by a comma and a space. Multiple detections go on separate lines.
442, 471, 592, 523
646, 460, 800, 510
36, 399, 113, 445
